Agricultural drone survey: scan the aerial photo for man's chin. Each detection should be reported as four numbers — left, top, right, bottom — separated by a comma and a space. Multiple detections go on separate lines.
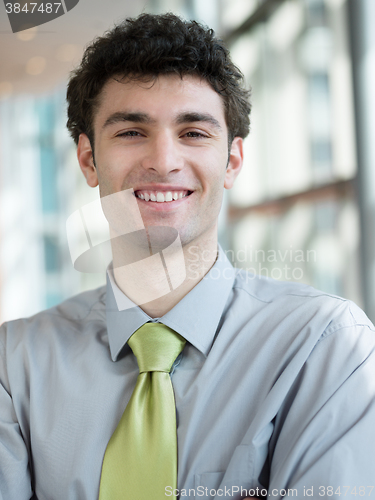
144, 225, 181, 254
111, 226, 182, 268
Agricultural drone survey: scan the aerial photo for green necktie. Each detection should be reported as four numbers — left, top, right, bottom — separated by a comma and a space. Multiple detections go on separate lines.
99, 322, 186, 500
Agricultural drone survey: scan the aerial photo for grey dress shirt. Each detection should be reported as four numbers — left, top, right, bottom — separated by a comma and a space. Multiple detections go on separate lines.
1, 245, 375, 500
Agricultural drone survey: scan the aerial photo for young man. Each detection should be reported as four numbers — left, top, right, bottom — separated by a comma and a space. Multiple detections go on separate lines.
1, 13, 375, 500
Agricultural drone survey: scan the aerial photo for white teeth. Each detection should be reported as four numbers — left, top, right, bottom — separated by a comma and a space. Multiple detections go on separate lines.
136, 190, 190, 202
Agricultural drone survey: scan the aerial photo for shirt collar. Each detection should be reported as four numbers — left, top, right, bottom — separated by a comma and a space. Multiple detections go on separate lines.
106, 244, 236, 361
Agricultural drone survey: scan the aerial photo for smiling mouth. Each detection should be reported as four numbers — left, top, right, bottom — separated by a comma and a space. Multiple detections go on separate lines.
133, 190, 193, 203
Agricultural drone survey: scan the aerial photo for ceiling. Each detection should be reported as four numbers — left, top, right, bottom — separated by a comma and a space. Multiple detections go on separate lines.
0, 0, 153, 96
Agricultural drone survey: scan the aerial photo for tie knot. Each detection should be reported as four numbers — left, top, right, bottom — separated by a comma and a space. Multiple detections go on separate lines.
128, 323, 186, 373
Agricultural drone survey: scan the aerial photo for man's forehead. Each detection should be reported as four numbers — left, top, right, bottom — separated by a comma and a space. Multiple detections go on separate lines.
95, 73, 226, 122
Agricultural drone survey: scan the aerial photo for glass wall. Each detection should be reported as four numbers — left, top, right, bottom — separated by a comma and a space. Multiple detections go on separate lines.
0, 0, 367, 321
220, 0, 362, 306
0, 89, 103, 322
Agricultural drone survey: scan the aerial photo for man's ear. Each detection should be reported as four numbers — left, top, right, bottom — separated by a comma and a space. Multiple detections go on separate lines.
224, 137, 243, 190
77, 133, 98, 188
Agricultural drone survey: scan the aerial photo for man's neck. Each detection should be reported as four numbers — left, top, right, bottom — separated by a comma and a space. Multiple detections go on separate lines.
112, 237, 218, 318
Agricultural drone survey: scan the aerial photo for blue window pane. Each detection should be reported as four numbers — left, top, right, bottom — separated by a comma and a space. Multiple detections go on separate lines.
46, 292, 63, 309
309, 73, 330, 100
311, 140, 332, 164
36, 99, 59, 213
43, 235, 60, 272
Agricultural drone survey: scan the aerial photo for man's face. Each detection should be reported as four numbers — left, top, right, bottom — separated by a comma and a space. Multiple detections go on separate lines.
78, 74, 243, 250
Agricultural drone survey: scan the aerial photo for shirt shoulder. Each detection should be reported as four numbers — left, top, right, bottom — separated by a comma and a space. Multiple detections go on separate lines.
232, 269, 374, 337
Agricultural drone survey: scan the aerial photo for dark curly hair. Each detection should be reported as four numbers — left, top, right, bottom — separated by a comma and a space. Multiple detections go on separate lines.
66, 13, 251, 147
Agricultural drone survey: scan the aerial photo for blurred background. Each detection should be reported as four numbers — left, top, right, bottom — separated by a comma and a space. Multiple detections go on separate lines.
1, 0, 374, 323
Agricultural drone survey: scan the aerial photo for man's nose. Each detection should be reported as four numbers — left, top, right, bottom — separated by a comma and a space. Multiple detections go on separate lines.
141, 133, 184, 175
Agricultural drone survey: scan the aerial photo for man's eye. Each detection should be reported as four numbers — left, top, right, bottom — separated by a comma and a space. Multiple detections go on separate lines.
184, 131, 206, 138
117, 130, 141, 137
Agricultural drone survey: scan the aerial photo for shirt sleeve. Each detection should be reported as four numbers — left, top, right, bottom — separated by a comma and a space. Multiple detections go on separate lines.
0, 323, 33, 500
268, 302, 375, 499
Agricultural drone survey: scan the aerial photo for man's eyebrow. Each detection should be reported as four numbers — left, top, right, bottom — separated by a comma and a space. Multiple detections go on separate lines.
175, 112, 222, 131
102, 112, 156, 129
